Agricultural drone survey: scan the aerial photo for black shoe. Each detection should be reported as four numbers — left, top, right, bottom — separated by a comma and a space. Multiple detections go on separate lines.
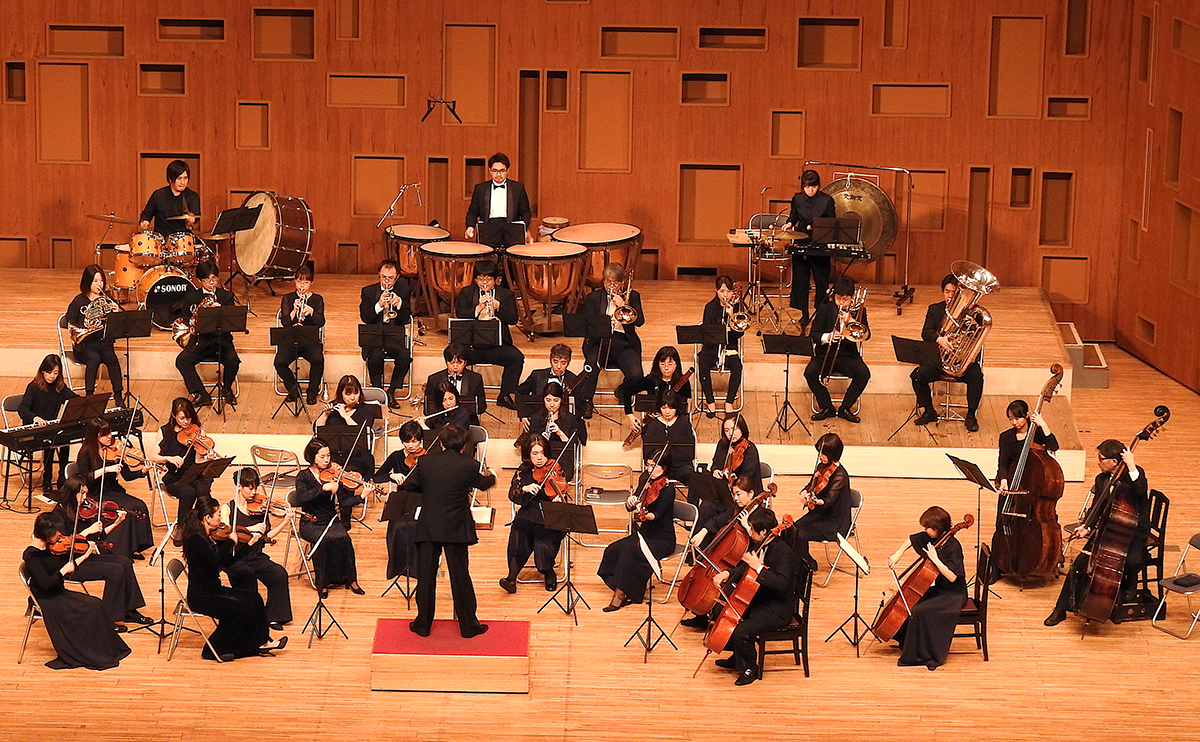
915, 409, 938, 426
580, 404, 594, 420
964, 414, 979, 432
496, 394, 518, 411
409, 621, 430, 637
387, 393, 402, 410
269, 622, 285, 632
1044, 609, 1068, 627
113, 624, 128, 634
499, 577, 517, 594
191, 392, 212, 408
461, 623, 489, 638
714, 656, 736, 669
734, 668, 758, 686
306, 393, 320, 406
681, 614, 710, 630
222, 387, 238, 405
348, 582, 365, 595
544, 573, 557, 592
811, 407, 837, 421
837, 408, 861, 424
216, 653, 236, 662
602, 602, 623, 613
799, 314, 811, 329
131, 552, 145, 561
125, 611, 154, 625
285, 389, 301, 403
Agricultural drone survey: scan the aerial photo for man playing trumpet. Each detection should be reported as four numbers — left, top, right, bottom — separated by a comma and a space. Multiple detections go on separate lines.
359, 259, 412, 409
275, 263, 325, 405
804, 278, 871, 423
453, 260, 524, 410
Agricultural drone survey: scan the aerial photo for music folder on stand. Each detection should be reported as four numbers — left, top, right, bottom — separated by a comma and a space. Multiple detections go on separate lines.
270, 325, 321, 421
825, 533, 876, 656
538, 501, 598, 624
761, 333, 813, 437
193, 304, 248, 418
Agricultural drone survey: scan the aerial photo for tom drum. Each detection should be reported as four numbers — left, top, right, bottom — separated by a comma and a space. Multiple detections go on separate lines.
235, 191, 313, 277
135, 265, 194, 330
110, 247, 145, 291
164, 232, 197, 267
129, 231, 165, 267
550, 222, 643, 288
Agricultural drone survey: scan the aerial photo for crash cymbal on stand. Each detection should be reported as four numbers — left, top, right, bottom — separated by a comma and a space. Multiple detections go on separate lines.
86, 212, 135, 225
165, 212, 200, 221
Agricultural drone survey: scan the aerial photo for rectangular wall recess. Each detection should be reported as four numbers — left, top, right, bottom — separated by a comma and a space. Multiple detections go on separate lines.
578, 71, 631, 171
1010, 167, 1033, 207
336, 0, 361, 40
37, 63, 89, 162
157, 19, 225, 41
0, 238, 29, 268
464, 158, 486, 198
139, 64, 185, 95
427, 157, 450, 228
518, 71, 540, 210
679, 165, 742, 242
870, 84, 950, 116
1171, 201, 1200, 295
906, 170, 948, 230
444, 25, 496, 124
1134, 315, 1156, 345
1166, 108, 1183, 187
1126, 218, 1140, 264
770, 111, 804, 157
546, 71, 567, 111
1065, 0, 1089, 55
353, 156, 405, 217
883, 0, 909, 48
600, 27, 678, 59
967, 168, 991, 265
1042, 256, 1090, 303
1172, 18, 1200, 63
1046, 96, 1090, 119
252, 9, 315, 60
236, 102, 270, 149
797, 19, 861, 69
698, 28, 766, 50
989, 17, 1044, 117
5, 62, 26, 102
48, 26, 124, 57
681, 73, 728, 105
1039, 172, 1074, 245
327, 74, 405, 107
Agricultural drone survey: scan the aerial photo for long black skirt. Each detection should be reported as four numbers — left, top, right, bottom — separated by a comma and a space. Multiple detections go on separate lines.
188, 586, 269, 659
895, 589, 966, 668
94, 490, 154, 558
597, 534, 673, 603
39, 590, 131, 670
300, 518, 357, 589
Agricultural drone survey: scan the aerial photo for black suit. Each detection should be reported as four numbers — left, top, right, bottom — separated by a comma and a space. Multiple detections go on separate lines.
404, 448, 496, 634
466, 179, 532, 249
454, 284, 525, 398
804, 299, 871, 414
517, 367, 583, 412
787, 190, 837, 317
726, 537, 798, 673
425, 368, 486, 425
274, 291, 325, 398
910, 300, 984, 417
577, 288, 645, 411
359, 280, 413, 394
175, 286, 241, 397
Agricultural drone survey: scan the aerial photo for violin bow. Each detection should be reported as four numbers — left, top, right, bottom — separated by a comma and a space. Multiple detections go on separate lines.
332, 416, 371, 491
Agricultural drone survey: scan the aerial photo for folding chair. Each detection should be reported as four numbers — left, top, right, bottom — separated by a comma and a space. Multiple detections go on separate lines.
579, 462, 635, 546
659, 500, 700, 602
2, 394, 40, 494
362, 317, 417, 402
953, 543, 991, 660
164, 558, 225, 662
1152, 532, 1200, 639
816, 489, 863, 587
755, 562, 814, 678
56, 314, 87, 393
272, 310, 327, 400
17, 565, 48, 664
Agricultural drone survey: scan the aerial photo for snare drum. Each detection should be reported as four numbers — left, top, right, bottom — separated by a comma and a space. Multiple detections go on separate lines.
111, 247, 145, 290
135, 265, 194, 330
538, 216, 570, 241
505, 243, 587, 334
164, 232, 196, 266
129, 231, 165, 267
550, 222, 643, 288
385, 224, 449, 278
419, 242, 494, 314
235, 191, 313, 277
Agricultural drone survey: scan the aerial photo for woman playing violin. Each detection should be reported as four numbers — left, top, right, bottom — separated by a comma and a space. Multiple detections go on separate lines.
500, 437, 569, 594
597, 451, 678, 611
22, 512, 131, 670
148, 397, 216, 521
789, 432, 852, 571
76, 416, 153, 559
374, 420, 426, 582
179, 495, 287, 660
49, 477, 152, 628
639, 390, 696, 486
18, 354, 77, 496
710, 416, 762, 491
522, 381, 587, 476
293, 437, 363, 598
221, 467, 293, 630
886, 506, 966, 670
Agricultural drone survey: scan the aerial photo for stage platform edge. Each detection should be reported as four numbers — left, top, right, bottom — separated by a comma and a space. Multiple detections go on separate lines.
371, 618, 530, 694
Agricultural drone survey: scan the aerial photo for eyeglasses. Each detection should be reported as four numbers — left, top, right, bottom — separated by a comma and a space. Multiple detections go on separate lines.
490, 167, 507, 174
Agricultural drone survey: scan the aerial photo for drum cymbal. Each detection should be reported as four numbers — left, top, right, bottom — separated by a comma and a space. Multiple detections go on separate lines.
86, 213, 135, 225
821, 177, 898, 263
203, 233, 231, 241
165, 213, 200, 221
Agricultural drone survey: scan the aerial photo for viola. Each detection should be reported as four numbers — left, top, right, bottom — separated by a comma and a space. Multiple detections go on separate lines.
176, 423, 217, 458
318, 462, 376, 494
80, 496, 148, 521
800, 460, 836, 511
101, 441, 157, 472
532, 461, 568, 501
632, 476, 668, 523
724, 438, 749, 479
48, 533, 113, 556
677, 482, 777, 614
405, 445, 426, 470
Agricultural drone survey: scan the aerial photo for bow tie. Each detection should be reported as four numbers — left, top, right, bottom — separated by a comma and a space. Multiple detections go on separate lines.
492, 183, 506, 190
449, 375, 461, 383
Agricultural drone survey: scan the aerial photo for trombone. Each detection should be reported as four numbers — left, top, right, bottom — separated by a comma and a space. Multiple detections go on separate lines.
818, 285, 869, 381
611, 279, 638, 325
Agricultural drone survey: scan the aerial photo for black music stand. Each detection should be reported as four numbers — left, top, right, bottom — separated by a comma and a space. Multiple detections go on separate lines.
515, 395, 542, 421
314, 426, 373, 465
380, 489, 421, 605
563, 313, 623, 424
358, 324, 408, 402
60, 393, 112, 424
761, 334, 813, 437
478, 220, 527, 251
104, 309, 156, 422
194, 304, 248, 417
887, 336, 941, 442
538, 501, 598, 624
270, 325, 321, 420
448, 318, 501, 348
946, 453, 1005, 597
624, 532, 678, 662
302, 513, 350, 648
215, 204, 264, 289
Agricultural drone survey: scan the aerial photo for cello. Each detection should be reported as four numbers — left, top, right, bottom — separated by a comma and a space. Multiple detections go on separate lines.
1074, 405, 1169, 624
991, 364, 1065, 580
872, 513, 974, 642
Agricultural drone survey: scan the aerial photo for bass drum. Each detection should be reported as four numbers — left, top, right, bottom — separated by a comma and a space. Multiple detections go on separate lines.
136, 265, 194, 330
235, 191, 313, 277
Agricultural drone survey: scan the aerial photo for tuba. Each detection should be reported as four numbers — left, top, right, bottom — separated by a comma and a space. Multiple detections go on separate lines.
172, 294, 221, 349
68, 293, 121, 344
938, 261, 999, 376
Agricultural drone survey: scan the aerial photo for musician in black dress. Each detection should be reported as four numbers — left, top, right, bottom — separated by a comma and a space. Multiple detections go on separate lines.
912, 273, 984, 432
175, 261, 240, 408
138, 159, 200, 236
18, 354, 77, 496
516, 343, 581, 415
785, 169, 837, 325
710, 507, 799, 685
597, 452, 677, 611
275, 263, 325, 405
805, 277, 871, 423
698, 275, 745, 417
425, 343, 486, 426
454, 260, 524, 408
403, 424, 497, 638
66, 265, 124, 402
179, 495, 286, 660
522, 382, 586, 476
293, 438, 363, 598
639, 390, 695, 486
222, 468, 293, 630
887, 506, 966, 670
710, 415, 763, 493
577, 262, 644, 419
996, 399, 1059, 489
148, 397, 215, 522
499, 437, 568, 594
789, 433, 852, 571
1045, 441, 1148, 627
22, 512, 131, 670
418, 381, 475, 441
50, 478, 152, 628
360, 259, 413, 408
375, 421, 426, 582
315, 374, 380, 478
76, 417, 152, 559
624, 345, 691, 430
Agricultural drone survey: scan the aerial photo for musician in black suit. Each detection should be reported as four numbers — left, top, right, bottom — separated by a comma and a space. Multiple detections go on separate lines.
576, 262, 644, 419
175, 261, 240, 408
911, 273, 984, 431
359, 259, 413, 408
403, 424, 497, 638
424, 344, 486, 426
274, 263, 325, 405
804, 278, 871, 423
698, 275, 745, 417
517, 343, 582, 417
464, 153, 532, 249
453, 260, 525, 408
785, 169, 837, 325
1045, 441, 1149, 627
710, 507, 798, 685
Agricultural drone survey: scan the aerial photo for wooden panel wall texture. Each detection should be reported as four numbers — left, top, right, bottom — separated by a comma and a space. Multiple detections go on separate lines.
0, 1, 1140, 347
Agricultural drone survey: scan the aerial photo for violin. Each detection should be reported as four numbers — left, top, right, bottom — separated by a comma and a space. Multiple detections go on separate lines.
632, 476, 668, 523
724, 438, 749, 480
48, 533, 113, 555
532, 461, 568, 501
405, 445, 426, 470
101, 441, 158, 472
800, 460, 836, 511
80, 496, 148, 521
210, 522, 276, 546
176, 423, 217, 458
318, 462, 377, 493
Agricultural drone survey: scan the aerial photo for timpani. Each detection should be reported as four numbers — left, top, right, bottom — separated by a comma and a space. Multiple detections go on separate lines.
504, 243, 587, 336
384, 224, 449, 279
537, 216, 570, 242
550, 222, 643, 289
418, 241, 495, 317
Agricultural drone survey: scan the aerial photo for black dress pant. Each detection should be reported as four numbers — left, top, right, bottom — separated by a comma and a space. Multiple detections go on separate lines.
467, 344, 525, 398
505, 518, 565, 579
176, 336, 240, 396
911, 360, 983, 415
580, 336, 642, 410
274, 342, 324, 397
75, 341, 124, 401
413, 541, 481, 634
226, 550, 293, 625
726, 604, 790, 672
805, 351, 871, 413
789, 254, 831, 318
41, 447, 71, 491
698, 345, 742, 404
365, 347, 412, 394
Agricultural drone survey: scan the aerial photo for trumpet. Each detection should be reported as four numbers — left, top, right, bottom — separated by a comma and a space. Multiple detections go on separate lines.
292, 292, 311, 322
381, 288, 399, 323
68, 292, 121, 344
478, 288, 496, 321
610, 280, 638, 325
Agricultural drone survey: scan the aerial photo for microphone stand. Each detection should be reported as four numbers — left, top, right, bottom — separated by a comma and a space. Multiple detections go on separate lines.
375, 183, 422, 230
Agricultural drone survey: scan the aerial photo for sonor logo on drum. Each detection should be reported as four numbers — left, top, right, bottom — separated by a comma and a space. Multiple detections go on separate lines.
151, 284, 189, 293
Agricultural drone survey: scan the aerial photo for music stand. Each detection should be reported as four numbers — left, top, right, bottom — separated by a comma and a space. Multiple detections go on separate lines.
302, 513, 350, 647
563, 313, 622, 424
761, 334, 813, 437
215, 204, 264, 289
624, 532, 677, 662
449, 318, 502, 348
538, 501, 597, 623
103, 309, 156, 421
478, 220, 526, 251
946, 453, 1006, 596
515, 395, 542, 421
825, 534, 876, 656
59, 393, 112, 424
887, 336, 942, 441
194, 304, 248, 417
380, 489, 421, 605
811, 217, 862, 245
358, 324, 408, 397
270, 325, 321, 420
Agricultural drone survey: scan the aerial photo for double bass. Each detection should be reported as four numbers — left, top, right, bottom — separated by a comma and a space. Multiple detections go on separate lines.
872, 514, 974, 642
991, 364, 1065, 580
1074, 405, 1169, 624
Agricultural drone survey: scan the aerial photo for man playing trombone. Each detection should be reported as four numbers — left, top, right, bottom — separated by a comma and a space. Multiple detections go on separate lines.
576, 262, 644, 420
804, 278, 871, 423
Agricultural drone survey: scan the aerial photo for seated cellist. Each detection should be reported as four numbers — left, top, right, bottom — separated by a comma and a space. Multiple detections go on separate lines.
680, 476, 758, 630
886, 506, 966, 670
